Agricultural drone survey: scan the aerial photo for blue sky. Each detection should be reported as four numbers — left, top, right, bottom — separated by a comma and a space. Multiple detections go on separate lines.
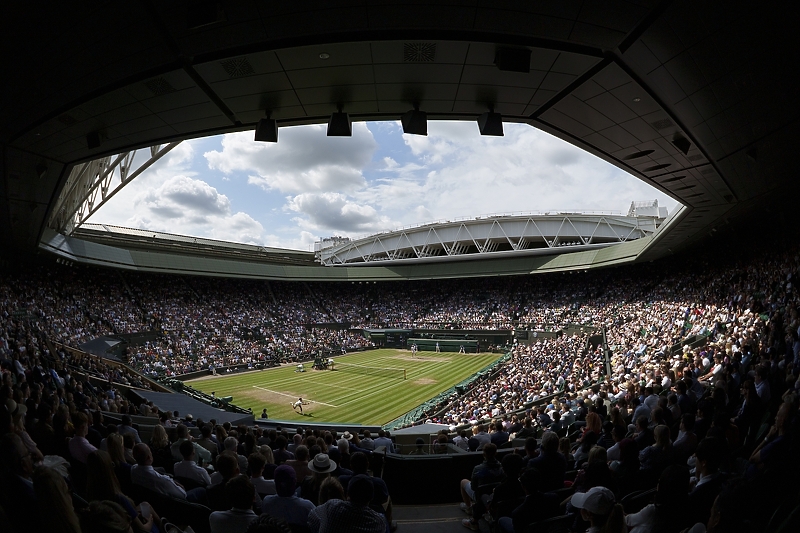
89, 121, 678, 250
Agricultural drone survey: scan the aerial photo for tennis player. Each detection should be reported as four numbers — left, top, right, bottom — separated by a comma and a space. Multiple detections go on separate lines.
292, 397, 305, 414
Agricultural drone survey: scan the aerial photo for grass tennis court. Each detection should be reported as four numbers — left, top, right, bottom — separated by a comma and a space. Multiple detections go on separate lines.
187, 349, 501, 426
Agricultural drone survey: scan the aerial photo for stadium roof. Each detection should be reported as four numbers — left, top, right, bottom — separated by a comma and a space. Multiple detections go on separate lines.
2, 1, 798, 278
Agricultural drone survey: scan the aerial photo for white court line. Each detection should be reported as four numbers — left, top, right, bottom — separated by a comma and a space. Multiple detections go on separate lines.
252, 385, 339, 407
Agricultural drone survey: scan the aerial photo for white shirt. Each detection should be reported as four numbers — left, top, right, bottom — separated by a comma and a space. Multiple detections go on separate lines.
68, 435, 97, 464
251, 476, 276, 495
606, 442, 622, 462
131, 464, 186, 499
173, 460, 212, 486
626, 503, 656, 533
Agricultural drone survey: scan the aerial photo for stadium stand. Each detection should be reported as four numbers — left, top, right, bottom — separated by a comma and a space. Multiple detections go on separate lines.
2, 239, 800, 532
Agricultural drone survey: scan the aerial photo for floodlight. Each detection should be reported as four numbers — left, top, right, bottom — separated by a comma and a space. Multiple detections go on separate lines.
254, 117, 278, 142
327, 109, 352, 137
401, 108, 427, 136
478, 111, 504, 136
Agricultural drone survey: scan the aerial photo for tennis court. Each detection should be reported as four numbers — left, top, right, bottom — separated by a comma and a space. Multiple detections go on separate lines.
187, 348, 501, 425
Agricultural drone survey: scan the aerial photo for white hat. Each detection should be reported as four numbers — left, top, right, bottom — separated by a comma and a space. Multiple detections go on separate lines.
570, 486, 616, 515
309, 453, 337, 473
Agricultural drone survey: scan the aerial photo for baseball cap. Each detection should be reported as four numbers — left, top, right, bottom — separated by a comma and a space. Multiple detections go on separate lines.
570, 486, 616, 515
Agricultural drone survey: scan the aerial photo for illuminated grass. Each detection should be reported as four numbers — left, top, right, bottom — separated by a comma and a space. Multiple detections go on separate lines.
188, 348, 500, 425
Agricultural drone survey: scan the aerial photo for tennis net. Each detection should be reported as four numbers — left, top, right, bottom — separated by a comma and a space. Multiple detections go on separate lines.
335, 362, 407, 380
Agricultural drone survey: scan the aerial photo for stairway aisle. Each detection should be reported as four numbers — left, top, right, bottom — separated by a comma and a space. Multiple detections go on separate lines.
393, 503, 491, 533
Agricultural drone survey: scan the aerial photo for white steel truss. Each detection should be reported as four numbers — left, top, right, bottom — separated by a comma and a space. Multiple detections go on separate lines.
315, 213, 664, 266
48, 142, 181, 234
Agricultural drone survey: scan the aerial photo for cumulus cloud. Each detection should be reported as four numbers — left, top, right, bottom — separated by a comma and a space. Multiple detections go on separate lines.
204, 123, 377, 194
286, 192, 394, 234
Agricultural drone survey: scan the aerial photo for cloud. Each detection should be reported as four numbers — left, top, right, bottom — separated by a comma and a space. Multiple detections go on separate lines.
89, 121, 679, 250
286, 192, 393, 234
204, 124, 378, 194
139, 175, 230, 217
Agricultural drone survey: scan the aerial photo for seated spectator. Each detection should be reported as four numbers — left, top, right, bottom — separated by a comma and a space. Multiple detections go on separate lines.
553, 436, 574, 470
490, 420, 510, 446
118, 415, 142, 444
197, 424, 220, 461
360, 430, 376, 451
339, 451, 392, 526
174, 439, 212, 487
373, 430, 395, 453
453, 430, 469, 451
170, 424, 212, 465
208, 452, 242, 510
81, 500, 134, 533
687, 438, 725, 526
488, 453, 525, 521
639, 425, 672, 472
625, 465, 691, 533
131, 442, 204, 503
308, 475, 387, 533
272, 436, 294, 465
318, 476, 345, 504
633, 416, 655, 451
209, 475, 259, 533
673, 414, 698, 463
261, 465, 316, 529
472, 424, 491, 450
497, 467, 559, 533
570, 486, 625, 533
527, 431, 567, 492
514, 418, 536, 439
521, 437, 539, 469
86, 450, 161, 533
610, 438, 640, 498
0, 433, 41, 532
408, 437, 428, 455
68, 411, 97, 464
573, 446, 615, 495
460, 443, 504, 530
606, 426, 627, 462
300, 453, 338, 506
285, 445, 313, 483
249, 452, 276, 496
32, 465, 82, 533
148, 425, 174, 471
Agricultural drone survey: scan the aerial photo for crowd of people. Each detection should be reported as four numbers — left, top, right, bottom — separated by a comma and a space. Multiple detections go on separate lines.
0, 241, 798, 532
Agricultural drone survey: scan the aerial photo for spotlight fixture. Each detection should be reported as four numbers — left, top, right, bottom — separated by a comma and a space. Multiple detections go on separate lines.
319, 53, 330, 60
327, 106, 352, 137
254, 114, 278, 142
633, 97, 641, 102
401, 106, 427, 136
477, 109, 504, 136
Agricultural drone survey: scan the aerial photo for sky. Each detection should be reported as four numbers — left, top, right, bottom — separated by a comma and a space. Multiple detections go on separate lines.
89, 121, 679, 251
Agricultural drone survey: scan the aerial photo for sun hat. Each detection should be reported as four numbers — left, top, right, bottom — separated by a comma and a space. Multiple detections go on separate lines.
571, 486, 616, 515
342, 431, 353, 440
309, 453, 337, 473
